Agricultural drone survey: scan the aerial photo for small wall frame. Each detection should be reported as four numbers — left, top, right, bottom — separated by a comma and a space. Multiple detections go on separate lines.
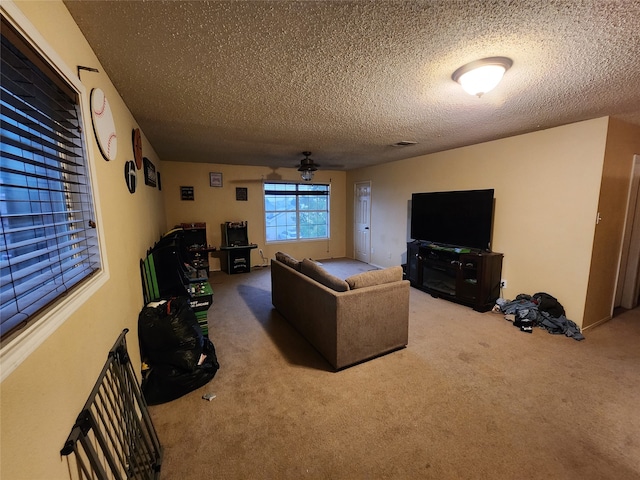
236, 187, 248, 201
210, 172, 223, 187
143, 157, 157, 187
180, 186, 194, 201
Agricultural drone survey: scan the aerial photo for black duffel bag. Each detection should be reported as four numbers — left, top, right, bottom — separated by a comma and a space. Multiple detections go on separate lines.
532, 292, 566, 318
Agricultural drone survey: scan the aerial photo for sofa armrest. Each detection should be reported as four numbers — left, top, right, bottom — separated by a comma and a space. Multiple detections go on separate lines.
334, 280, 410, 369
271, 259, 339, 358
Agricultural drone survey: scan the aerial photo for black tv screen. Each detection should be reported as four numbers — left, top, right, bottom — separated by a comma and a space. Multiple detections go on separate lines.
410, 189, 494, 251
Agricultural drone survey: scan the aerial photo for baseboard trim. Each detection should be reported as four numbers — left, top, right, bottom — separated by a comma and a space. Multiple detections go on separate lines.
582, 315, 612, 331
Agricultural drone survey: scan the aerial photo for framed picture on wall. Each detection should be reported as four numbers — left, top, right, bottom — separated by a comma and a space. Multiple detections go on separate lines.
143, 157, 157, 187
236, 187, 248, 201
210, 172, 223, 187
180, 186, 194, 201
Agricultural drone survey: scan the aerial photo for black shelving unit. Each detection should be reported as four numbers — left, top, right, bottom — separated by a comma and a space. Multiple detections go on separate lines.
181, 222, 217, 277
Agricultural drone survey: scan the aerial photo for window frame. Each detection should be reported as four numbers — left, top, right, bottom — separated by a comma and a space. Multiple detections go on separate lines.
0, 2, 109, 382
263, 182, 330, 243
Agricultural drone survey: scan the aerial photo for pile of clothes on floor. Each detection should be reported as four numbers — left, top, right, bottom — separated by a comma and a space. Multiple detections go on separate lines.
494, 292, 585, 341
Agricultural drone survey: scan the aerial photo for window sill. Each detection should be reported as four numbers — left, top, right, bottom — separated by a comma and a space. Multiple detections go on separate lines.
267, 237, 330, 244
0, 269, 109, 382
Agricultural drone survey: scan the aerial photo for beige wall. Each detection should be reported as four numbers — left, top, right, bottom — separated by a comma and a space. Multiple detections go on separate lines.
1, 3, 637, 479
1, 2, 167, 479
161, 162, 347, 267
347, 118, 611, 326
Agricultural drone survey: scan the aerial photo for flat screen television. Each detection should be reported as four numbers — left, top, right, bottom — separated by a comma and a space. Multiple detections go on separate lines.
410, 189, 494, 251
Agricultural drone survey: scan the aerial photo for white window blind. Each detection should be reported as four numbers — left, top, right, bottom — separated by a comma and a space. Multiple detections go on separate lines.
0, 19, 101, 339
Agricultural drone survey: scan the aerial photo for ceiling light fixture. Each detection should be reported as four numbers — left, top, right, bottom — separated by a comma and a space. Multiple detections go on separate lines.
300, 169, 314, 181
298, 151, 317, 181
452, 56, 513, 97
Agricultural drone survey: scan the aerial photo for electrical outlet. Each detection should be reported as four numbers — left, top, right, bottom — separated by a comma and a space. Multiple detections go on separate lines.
500, 279, 507, 288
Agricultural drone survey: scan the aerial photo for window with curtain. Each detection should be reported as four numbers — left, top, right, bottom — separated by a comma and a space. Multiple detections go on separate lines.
264, 182, 330, 242
0, 19, 101, 339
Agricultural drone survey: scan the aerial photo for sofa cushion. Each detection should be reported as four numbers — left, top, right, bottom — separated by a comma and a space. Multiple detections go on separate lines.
300, 258, 349, 292
345, 266, 403, 290
275, 251, 301, 271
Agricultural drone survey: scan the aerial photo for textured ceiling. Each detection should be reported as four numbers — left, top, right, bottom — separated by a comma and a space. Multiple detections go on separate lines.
63, 0, 640, 170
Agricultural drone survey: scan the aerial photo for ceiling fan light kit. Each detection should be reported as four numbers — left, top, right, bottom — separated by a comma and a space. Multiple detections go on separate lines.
452, 56, 513, 97
298, 151, 318, 181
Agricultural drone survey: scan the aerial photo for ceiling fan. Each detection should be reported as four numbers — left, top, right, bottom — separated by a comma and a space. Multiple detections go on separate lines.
297, 151, 318, 181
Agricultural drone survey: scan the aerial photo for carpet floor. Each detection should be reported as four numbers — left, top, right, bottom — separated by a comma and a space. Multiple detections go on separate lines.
148, 258, 640, 479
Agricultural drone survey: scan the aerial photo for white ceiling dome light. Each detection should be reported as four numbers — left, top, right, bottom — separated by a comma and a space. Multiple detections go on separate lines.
452, 57, 513, 97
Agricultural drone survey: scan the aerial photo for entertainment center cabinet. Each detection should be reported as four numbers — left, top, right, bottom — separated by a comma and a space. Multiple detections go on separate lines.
407, 241, 503, 312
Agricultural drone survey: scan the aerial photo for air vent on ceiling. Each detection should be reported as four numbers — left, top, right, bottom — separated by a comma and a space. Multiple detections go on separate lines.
392, 141, 417, 147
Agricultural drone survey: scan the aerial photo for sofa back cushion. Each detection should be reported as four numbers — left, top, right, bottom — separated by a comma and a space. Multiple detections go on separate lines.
275, 251, 301, 271
300, 258, 349, 292
345, 266, 403, 290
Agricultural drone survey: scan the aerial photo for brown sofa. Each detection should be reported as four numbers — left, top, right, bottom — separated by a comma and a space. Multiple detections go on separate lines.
271, 253, 410, 370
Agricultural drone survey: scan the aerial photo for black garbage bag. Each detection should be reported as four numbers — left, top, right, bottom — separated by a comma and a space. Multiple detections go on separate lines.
142, 337, 219, 405
138, 297, 219, 405
138, 296, 203, 371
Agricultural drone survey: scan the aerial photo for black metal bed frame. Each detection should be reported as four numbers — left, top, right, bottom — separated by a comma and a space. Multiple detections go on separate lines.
61, 329, 163, 479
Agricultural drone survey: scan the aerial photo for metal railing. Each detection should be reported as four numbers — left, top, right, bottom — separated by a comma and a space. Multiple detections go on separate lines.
61, 329, 163, 479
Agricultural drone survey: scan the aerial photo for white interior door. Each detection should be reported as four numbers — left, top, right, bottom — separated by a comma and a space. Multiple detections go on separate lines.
354, 181, 371, 263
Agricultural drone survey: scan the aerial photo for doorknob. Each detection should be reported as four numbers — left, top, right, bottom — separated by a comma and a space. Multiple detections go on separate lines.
365, 227, 369, 230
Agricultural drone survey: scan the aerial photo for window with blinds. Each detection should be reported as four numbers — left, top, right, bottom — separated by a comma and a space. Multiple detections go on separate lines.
0, 20, 101, 339
264, 182, 330, 242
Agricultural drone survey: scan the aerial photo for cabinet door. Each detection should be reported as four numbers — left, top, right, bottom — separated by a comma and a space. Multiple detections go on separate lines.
480, 254, 503, 306
421, 248, 458, 296
457, 254, 481, 302
407, 242, 420, 285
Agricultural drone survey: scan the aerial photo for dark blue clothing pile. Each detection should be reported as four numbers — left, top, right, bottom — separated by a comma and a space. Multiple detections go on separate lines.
497, 294, 585, 341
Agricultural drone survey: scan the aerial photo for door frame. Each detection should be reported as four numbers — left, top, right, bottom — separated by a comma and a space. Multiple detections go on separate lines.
616, 154, 640, 309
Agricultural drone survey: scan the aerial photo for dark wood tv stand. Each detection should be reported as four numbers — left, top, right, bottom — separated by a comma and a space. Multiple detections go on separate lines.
407, 241, 503, 312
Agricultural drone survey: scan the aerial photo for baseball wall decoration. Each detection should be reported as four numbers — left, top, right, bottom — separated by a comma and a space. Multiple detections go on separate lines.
90, 88, 118, 161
